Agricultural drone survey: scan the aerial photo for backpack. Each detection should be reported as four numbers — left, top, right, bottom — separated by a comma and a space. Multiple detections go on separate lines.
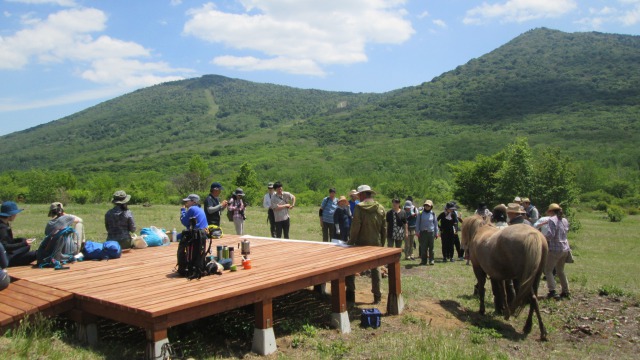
226, 208, 234, 222
82, 240, 122, 260
37, 226, 77, 268
176, 217, 212, 280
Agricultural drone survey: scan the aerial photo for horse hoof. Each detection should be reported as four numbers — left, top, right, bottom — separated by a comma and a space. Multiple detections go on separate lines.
540, 335, 549, 342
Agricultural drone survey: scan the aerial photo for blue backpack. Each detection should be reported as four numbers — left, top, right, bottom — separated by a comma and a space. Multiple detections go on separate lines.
83, 240, 121, 260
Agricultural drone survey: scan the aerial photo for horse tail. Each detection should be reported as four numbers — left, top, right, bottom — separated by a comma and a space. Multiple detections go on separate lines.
511, 230, 546, 317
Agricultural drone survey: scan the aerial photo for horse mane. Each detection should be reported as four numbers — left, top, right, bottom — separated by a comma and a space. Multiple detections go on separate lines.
460, 215, 493, 249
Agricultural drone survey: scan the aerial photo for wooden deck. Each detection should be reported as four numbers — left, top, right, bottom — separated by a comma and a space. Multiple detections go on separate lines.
7, 235, 403, 358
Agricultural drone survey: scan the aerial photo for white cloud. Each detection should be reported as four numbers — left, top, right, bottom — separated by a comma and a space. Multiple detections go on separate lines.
575, 1, 640, 29
0, 7, 191, 87
463, 0, 577, 24
417, 11, 429, 19
0, 87, 125, 112
170, 0, 183, 6
6, 0, 77, 6
433, 19, 447, 28
183, 0, 415, 76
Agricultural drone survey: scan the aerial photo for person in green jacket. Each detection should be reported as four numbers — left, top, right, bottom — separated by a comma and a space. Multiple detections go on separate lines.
347, 185, 386, 304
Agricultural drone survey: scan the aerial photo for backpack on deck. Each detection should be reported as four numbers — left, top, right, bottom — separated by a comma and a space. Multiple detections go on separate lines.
37, 226, 77, 268
177, 217, 212, 280
82, 240, 121, 260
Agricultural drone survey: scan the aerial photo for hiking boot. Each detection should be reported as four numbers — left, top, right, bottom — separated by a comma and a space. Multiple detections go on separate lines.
560, 292, 571, 299
458, 257, 464, 261
450, 258, 455, 262
429, 260, 435, 265
547, 290, 560, 300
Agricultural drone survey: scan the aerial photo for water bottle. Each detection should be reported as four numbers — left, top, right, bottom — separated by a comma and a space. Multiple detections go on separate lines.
172, 228, 177, 242
228, 246, 234, 265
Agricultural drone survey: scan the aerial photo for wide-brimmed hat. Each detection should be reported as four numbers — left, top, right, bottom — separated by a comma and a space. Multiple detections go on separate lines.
112, 190, 131, 204
210, 182, 223, 190
234, 188, 245, 196
506, 203, 525, 214
547, 203, 562, 212
522, 197, 531, 203
423, 200, 433, 207
338, 196, 348, 205
513, 196, 522, 203
182, 194, 200, 203
267, 182, 274, 189
0, 201, 23, 217
48, 202, 64, 217
445, 202, 457, 210
348, 189, 358, 196
355, 185, 376, 194
404, 200, 413, 209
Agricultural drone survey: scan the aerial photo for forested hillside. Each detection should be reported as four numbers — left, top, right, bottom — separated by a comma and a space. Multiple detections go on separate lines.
1, 28, 638, 207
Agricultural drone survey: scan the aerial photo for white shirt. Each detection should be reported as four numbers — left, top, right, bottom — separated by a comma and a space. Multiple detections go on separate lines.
263, 192, 273, 209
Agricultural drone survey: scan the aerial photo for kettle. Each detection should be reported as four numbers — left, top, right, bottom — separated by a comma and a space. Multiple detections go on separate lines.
239, 239, 251, 256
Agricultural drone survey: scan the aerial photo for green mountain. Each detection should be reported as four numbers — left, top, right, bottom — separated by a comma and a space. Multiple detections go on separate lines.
1, 28, 639, 199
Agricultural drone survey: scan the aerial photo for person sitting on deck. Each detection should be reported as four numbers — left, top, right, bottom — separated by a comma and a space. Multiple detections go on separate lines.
0, 201, 37, 267
46, 202, 84, 255
0, 242, 9, 290
105, 190, 137, 250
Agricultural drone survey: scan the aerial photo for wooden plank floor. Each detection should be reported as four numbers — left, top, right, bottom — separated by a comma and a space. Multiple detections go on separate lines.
0, 279, 74, 333
8, 235, 401, 331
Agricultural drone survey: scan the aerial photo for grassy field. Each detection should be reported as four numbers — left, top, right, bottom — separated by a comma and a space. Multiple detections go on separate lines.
1, 203, 639, 359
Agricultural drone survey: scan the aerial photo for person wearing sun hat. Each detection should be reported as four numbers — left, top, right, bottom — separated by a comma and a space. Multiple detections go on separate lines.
0, 201, 37, 266
180, 193, 208, 231
347, 185, 386, 304
544, 203, 571, 299
506, 202, 532, 226
262, 182, 277, 237
105, 190, 137, 250
333, 195, 352, 242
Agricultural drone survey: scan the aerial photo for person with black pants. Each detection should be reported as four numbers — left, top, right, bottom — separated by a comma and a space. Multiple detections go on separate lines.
437, 202, 459, 263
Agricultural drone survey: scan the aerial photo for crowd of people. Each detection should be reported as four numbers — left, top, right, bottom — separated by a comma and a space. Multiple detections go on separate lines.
0, 183, 571, 302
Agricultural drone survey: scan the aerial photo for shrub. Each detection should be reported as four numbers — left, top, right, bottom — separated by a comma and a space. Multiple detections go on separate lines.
598, 284, 626, 297
606, 205, 625, 222
593, 201, 608, 211
580, 189, 613, 204
68, 189, 91, 205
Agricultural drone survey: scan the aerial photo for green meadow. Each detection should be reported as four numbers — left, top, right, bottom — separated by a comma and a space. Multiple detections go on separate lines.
1, 204, 638, 359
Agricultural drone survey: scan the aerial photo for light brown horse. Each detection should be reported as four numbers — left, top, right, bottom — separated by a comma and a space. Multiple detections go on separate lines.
461, 215, 549, 341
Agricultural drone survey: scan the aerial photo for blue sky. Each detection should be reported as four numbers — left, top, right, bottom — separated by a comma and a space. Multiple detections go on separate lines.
1, 0, 639, 136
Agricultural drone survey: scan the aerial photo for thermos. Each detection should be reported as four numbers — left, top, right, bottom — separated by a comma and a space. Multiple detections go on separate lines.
223, 246, 229, 259
216, 245, 223, 260
172, 228, 177, 242
228, 246, 234, 264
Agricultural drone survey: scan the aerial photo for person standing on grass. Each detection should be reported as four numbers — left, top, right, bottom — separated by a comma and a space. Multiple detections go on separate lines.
522, 198, 540, 225
263, 182, 277, 237
333, 196, 351, 242
347, 185, 386, 305
320, 188, 338, 242
205, 182, 228, 227
437, 202, 459, 263
270, 182, 296, 239
404, 200, 418, 260
228, 188, 247, 235
386, 198, 408, 249
105, 191, 137, 250
415, 200, 438, 265
544, 203, 571, 299
348, 190, 359, 226
506, 203, 532, 226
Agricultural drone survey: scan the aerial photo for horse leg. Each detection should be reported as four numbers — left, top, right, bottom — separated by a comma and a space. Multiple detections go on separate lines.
473, 266, 487, 315
490, 278, 504, 316
530, 294, 548, 341
523, 295, 535, 334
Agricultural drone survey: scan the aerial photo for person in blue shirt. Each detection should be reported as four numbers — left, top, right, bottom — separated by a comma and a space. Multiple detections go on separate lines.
348, 190, 359, 226
319, 188, 338, 242
180, 194, 208, 230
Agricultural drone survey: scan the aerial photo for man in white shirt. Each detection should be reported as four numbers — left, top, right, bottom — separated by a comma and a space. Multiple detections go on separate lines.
263, 182, 276, 237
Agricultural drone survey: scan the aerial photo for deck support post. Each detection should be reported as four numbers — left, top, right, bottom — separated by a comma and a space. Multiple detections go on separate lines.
145, 327, 169, 360
69, 309, 98, 346
252, 299, 276, 355
330, 278, 351, 333
386, 260, 404, 315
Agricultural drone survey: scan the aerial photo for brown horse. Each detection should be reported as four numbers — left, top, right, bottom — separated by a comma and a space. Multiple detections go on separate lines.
461, 215, 549, 341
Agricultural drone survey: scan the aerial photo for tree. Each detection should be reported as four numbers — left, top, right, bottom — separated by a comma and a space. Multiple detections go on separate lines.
172, 155, 211, 195
495, 138, 533, 203
451, 154, 502, 210
234, 162, 261, 205
531, 147, 578, 211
